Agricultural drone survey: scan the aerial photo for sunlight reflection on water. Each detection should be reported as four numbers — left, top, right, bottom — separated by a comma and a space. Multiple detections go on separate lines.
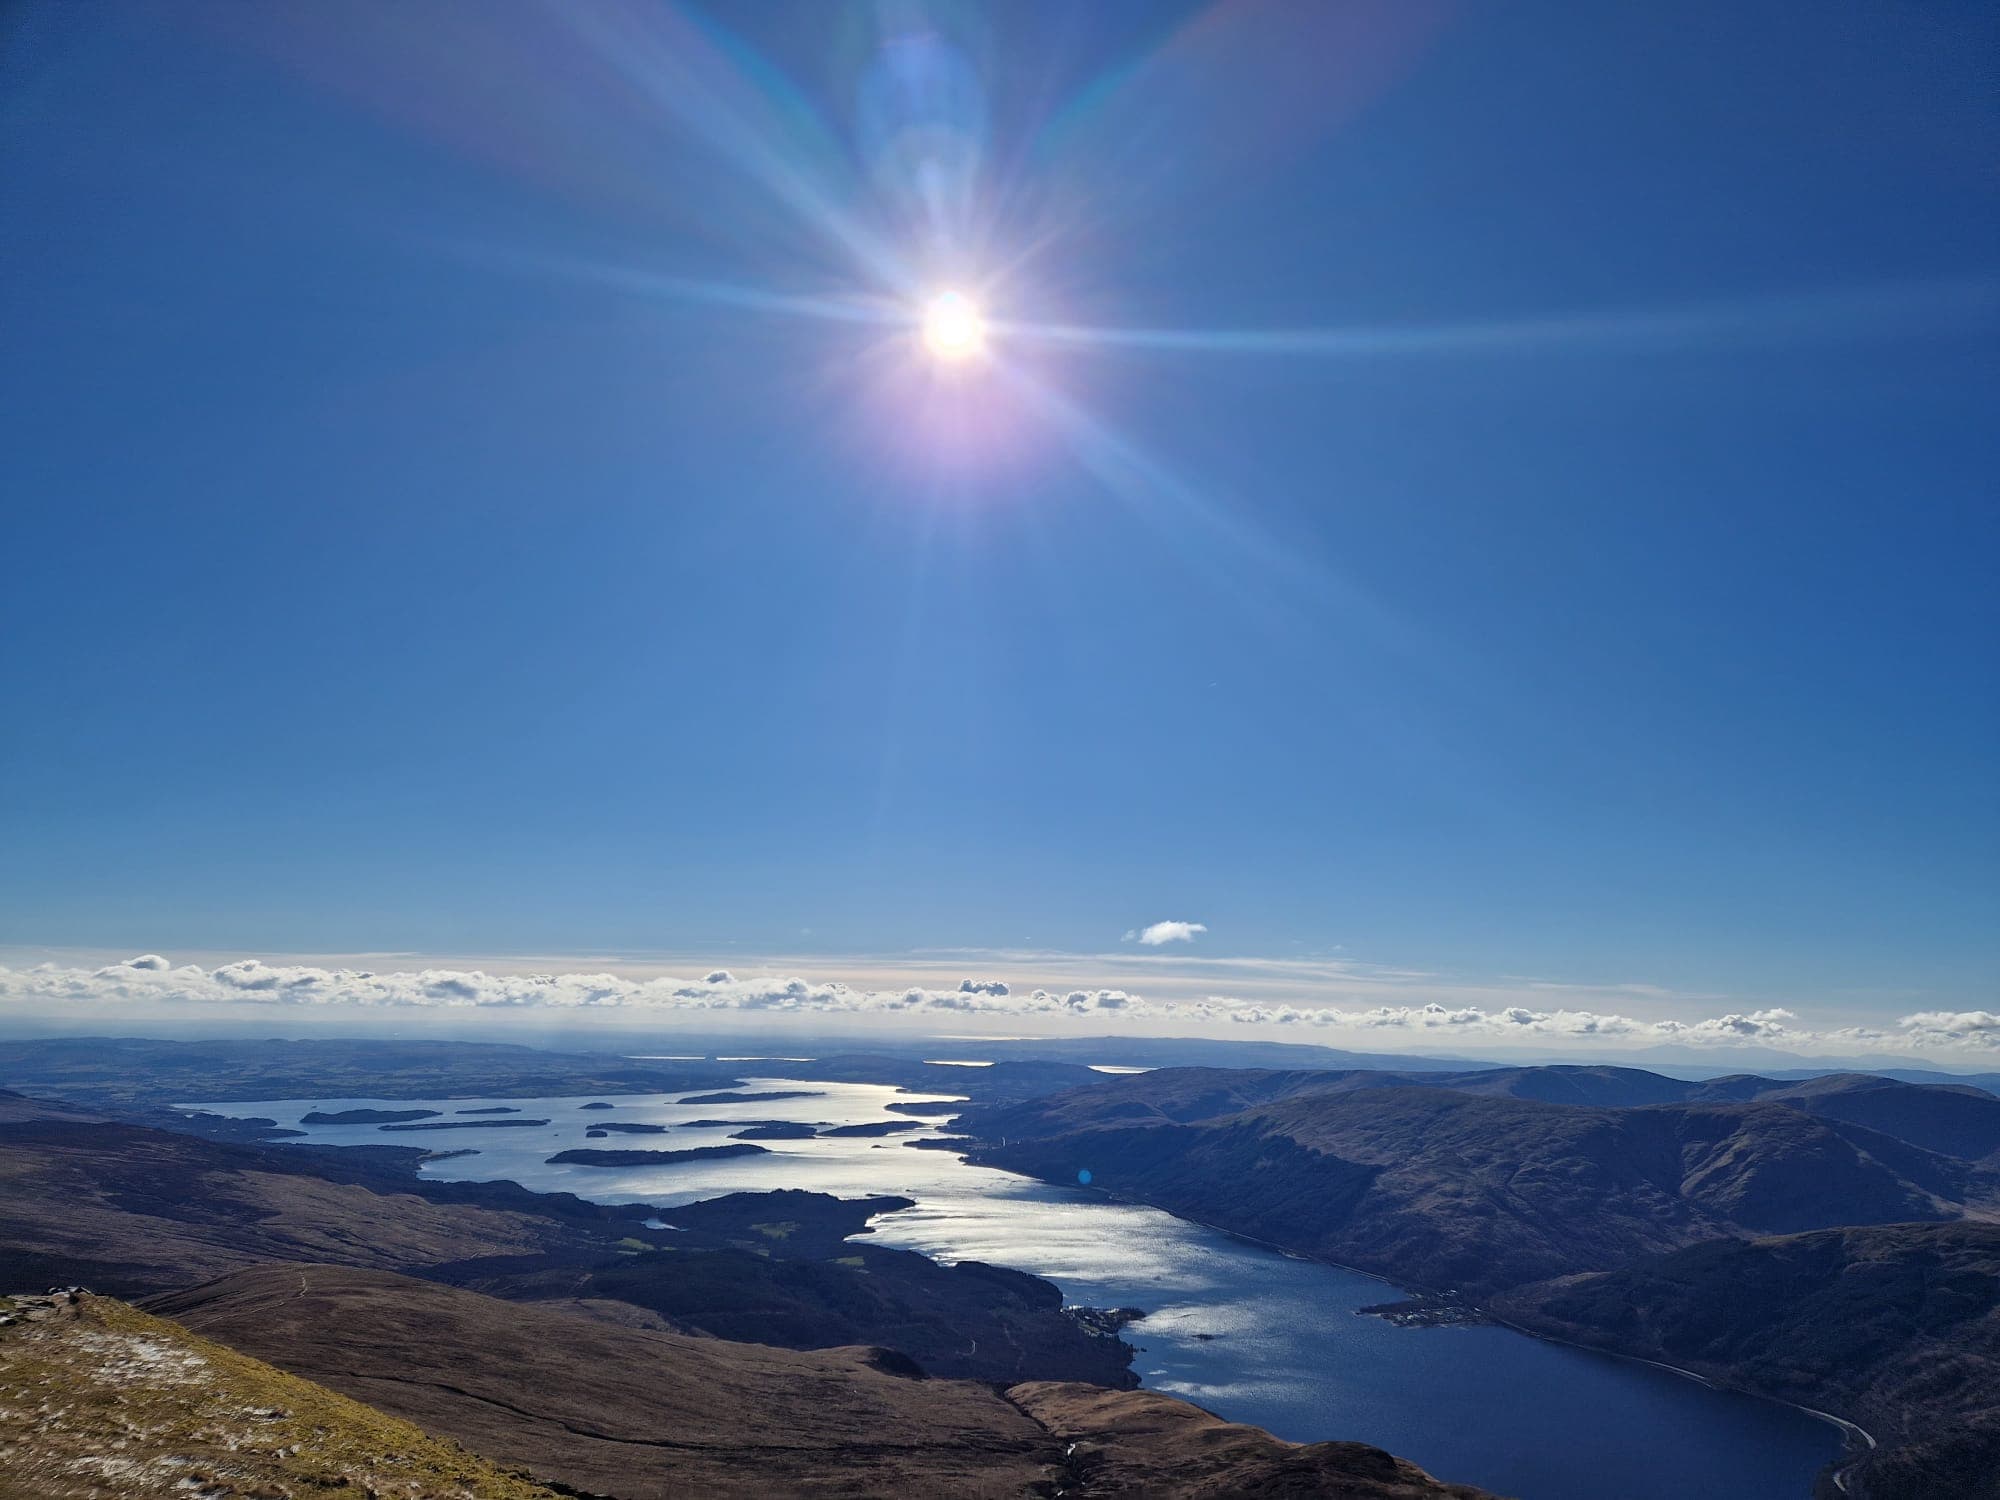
198, 1077, 1842, 1500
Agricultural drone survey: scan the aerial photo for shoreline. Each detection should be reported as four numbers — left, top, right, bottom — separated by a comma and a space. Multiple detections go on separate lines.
966, 1151, 1878, 1492
206, 1090, 1880, 1495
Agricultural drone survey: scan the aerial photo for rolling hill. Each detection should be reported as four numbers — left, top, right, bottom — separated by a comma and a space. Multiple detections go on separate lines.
966, 1081, 1996, 1294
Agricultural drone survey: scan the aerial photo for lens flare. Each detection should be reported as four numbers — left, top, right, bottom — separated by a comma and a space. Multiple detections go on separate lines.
921, 290, 987, 362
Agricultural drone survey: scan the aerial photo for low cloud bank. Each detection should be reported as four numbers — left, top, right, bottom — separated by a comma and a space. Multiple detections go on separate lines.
0, 955, 1991, 1057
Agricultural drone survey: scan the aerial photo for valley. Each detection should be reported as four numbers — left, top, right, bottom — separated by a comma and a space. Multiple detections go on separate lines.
6, 1037, 1996, 1497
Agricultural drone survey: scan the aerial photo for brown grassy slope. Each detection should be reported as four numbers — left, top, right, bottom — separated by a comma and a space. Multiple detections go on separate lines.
150, 1265, 1503, 1500
0, 1291, 560, 1500
0, 1103, 616, 1294
149, 1263, 1059, 1499
1011, 1382, 1501, 1500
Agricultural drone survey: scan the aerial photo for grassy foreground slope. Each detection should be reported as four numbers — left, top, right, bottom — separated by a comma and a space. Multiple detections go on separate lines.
0, 1290, 559, 1499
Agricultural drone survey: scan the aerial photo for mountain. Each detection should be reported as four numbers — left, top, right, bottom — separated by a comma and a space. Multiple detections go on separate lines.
962, 1074, 1998, 1295
960, 1067, 2000, 1496
1830, 1068, 2000, 1098
141, 1265, 1498, 1499
966, 1062, 2000, 1160
1384, 1067, 2000, 1159
1493, 1223, 2000, 1500
1688, 1072, 2000, 1161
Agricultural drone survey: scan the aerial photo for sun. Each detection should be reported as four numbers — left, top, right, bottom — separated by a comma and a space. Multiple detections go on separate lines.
920, 289, 987, 363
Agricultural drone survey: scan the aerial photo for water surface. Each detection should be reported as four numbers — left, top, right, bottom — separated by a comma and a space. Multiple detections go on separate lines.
200, 1078, 1842, 1500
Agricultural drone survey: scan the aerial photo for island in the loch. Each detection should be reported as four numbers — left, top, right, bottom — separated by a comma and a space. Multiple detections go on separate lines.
302, 1107, 440, 1125
1359, 1293, 1485, 1330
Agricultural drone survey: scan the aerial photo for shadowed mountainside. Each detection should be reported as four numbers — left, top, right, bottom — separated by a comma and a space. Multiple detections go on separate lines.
959, 1066, 2000, 1497
142, 1265, 1499, 1500
963, 1064, 2000, 1161
966, 1081, 1995, 1295
1494, 1223, 2000, 1500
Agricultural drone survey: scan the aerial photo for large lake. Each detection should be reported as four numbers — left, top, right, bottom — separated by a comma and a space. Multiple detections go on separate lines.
200, 1076, 1843, 1500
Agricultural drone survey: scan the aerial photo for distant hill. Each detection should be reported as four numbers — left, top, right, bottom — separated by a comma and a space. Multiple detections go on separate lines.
960, 1065, 2000, 1498
965, 1033, 1488, 1073
1494, 1223, 2000, 1500
0, 1034, 742, 1109
963, 1072, 1999, 1294
966, 1061, 2000, 1160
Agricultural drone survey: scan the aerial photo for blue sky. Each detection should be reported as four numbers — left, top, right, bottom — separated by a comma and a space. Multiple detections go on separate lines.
2, 1, 1995, 1052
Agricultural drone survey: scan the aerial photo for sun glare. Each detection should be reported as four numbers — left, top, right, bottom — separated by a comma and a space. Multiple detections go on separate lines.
920, 290, 987, 362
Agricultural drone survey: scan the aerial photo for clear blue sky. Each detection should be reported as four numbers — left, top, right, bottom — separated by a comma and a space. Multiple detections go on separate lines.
3, 1, 1995, 1022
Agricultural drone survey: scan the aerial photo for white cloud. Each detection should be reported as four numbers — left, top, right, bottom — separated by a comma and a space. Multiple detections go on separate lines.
1126, 921, 1207, 947
1894, 1010, 2000, 1047
3, 955, 1991, 1060
1679, 1007, 1797, 1040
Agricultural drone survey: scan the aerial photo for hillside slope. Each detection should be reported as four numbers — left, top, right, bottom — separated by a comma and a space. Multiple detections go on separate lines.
965, 1064, 2000, 1160
0, 1094, 624, 1295
970, 1084, 1995, 1294
1493, 1223, 2000, 1500
0, 1288, 561, 1499
148, 1265, 1499, 1500
0, 1091, 638, 1295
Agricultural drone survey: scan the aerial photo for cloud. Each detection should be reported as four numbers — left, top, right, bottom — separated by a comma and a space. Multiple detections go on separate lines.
1681, 1008, 1797, 1040
3, 955, 1992, 1060
1894, 1010, 2000, 1046
1125, 921, 1208, 947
